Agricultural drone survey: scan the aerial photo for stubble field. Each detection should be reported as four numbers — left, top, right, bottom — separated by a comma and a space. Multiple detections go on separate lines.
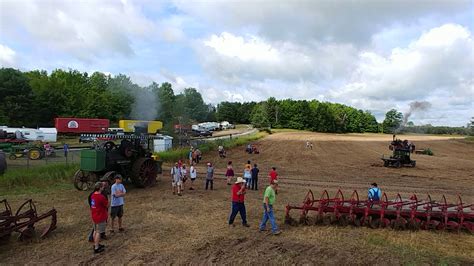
1, 132, 473, 264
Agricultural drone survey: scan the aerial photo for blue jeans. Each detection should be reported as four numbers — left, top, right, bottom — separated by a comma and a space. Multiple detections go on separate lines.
245, 177, 252, 188
228, 202, 247, 225
259, 204, 278, 232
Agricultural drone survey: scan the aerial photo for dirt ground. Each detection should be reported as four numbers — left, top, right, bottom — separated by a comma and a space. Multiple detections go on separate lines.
1, 132, 473, 264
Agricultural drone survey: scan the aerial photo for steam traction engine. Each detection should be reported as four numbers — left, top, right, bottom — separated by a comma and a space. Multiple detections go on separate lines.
382, 135, 416, 168
73, 134, 163, 190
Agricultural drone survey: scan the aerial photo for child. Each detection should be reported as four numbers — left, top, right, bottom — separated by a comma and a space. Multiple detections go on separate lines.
181, 164, 188, 191
243, 160, 252, 188
225, 161, 235, 185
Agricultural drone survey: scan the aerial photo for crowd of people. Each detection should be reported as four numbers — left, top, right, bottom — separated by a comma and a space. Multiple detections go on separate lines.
87, 143, 382, 254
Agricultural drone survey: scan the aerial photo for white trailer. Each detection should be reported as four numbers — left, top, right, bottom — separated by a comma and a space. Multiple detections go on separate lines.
39, 128, 57, 142
1, 127, 45, 142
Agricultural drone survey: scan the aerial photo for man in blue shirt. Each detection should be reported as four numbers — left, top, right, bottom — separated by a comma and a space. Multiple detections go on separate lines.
110, 175, 126, 232
368, 183, 381, 201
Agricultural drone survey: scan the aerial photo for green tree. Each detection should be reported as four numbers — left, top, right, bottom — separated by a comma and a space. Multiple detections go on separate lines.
180, 88, 208, 122
251, 103, 270, 128
0, 68, 35, 126
382, 109, 403, 133
265, 97, 279, 127
155, 82, 175, 124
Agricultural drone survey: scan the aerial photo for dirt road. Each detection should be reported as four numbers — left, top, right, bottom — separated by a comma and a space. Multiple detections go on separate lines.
1, 132, 473, 264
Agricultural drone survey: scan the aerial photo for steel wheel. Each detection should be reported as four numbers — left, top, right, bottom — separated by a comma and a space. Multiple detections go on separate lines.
131, 158, 157, 187
102, 171, 117, 185
73, 170, 96, 191
391, 217, 407, 230
338, 214, 349, 226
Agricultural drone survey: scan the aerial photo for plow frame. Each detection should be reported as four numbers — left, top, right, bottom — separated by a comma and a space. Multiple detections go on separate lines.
0, 199, 57, 242
285, 189, 474, 233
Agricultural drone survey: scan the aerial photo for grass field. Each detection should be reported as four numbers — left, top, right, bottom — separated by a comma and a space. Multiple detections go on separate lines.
1, 131, 473, 264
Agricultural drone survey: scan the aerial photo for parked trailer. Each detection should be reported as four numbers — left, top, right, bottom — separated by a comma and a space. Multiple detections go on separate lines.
55, 118, 109, 134
119, 120, 163, 134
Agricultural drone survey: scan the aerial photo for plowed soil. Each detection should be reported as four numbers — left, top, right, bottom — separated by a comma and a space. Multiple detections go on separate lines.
1, 132, 473, 264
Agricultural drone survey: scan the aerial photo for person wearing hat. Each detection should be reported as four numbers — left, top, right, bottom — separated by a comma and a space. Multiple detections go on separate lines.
90, 182, 109, 253
368, 183, 382, 201
205, 162, 214, 190
259, 180, 281, 235
110, 174, 126, 233
228, 177, 250, 227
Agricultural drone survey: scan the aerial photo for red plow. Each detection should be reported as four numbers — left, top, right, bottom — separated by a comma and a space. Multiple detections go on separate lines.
1, 199, 57, 243
285, 189, 474, 233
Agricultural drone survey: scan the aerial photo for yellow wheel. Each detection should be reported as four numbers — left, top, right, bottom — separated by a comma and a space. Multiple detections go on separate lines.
28, 148, 42, 160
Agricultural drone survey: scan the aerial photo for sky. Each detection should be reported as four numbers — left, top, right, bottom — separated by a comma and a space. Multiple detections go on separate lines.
0, 0, 473, 126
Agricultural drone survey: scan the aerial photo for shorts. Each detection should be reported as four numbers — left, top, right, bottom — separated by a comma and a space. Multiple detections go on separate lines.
190, 178, 196, 181
111, 205, 124, 218
94, 222, 106, 233
172, 180, 183, 187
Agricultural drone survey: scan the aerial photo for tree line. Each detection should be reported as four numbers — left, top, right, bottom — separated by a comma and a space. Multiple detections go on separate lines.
219, 98, 379, 133
1, 68, 470, 135
0, 68, 214, 131
381, 109, 472, 135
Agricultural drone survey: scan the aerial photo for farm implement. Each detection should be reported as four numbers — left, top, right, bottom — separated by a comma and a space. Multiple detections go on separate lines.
0, 199, 57, 243
285, 189, 474, 233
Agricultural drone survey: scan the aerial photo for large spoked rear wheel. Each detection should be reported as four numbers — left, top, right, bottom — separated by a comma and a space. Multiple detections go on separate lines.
131, 158, 157, 188
73, 170, 97, 191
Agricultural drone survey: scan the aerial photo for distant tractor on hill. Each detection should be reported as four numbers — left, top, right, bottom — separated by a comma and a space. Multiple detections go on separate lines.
381, 135, 416, 168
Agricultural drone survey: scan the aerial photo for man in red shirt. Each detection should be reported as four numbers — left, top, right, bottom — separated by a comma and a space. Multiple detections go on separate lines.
228, 177, 249, 227
268, 167, 278, 184
90, 182, 109, 254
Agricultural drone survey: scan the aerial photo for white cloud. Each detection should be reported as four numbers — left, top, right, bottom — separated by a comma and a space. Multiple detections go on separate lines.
0, 44, 17, 67
0, 0, 156, 62
328, 23, 474, 125
173, 0, 471, 45
197, 32, 357, 84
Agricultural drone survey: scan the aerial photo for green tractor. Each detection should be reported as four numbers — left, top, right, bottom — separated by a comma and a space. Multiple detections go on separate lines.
0, 142, 46, 160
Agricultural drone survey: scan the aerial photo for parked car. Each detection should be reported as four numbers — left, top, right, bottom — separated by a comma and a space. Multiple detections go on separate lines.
79, 135, 97, 143
191, 129, 213, 137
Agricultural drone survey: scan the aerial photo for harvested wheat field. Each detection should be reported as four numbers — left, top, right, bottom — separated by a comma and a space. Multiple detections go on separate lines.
1, 132, 474, 264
